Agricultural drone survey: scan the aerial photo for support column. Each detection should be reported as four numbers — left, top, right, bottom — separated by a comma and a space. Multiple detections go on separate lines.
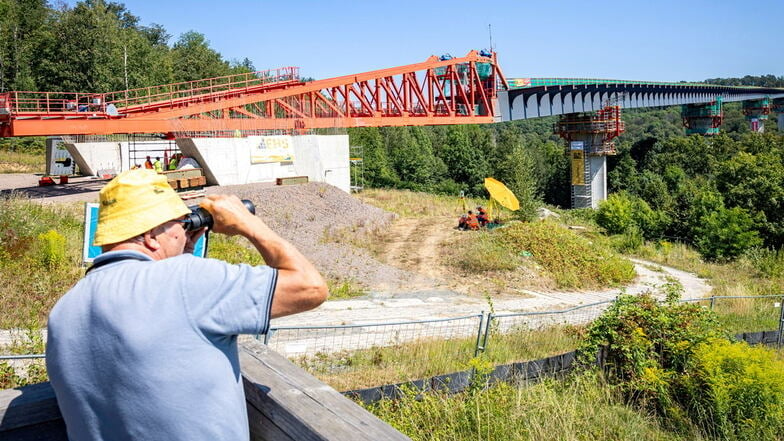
682, 97, 723, 135
773, 98, 784, 131
743, 97, 771, 133
556, 106, 624, 208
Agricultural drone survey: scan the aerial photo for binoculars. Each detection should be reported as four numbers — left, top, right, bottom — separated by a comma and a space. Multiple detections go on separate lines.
182, 199, 256, 231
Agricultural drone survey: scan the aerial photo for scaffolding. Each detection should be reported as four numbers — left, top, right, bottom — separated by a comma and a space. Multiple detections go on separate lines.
682, 98, 723, 135
554, 105, 625, 156
349, 145, 364, 193
127, 134, 179, 171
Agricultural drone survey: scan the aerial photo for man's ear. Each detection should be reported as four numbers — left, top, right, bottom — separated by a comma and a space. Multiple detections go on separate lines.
142, 229, 162, 251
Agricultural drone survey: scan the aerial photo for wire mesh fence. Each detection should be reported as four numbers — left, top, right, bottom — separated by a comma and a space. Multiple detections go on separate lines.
256, 314, 484, 358
248, 314, 485, 391
481, 300, 613, 362
710, 295, 784, 336
3, 295, 783, 389
253, 295, 784, 388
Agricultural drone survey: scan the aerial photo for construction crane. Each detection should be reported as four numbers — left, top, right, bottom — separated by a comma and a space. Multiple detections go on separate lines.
0, 51, 507, 137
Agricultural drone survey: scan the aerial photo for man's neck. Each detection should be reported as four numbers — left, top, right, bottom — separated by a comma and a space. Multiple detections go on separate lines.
104, 243, 161, 260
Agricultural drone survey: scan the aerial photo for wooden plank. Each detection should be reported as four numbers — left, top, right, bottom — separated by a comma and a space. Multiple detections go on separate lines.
0, 382, 63, 435
246, 400, 295, 441
239, 341, 410, 441
160, 168, 204, 181
275, 176, 309, 186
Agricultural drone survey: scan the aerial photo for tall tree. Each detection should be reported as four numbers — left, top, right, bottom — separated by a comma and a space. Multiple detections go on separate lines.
0, 0, 50, 91
170, 31, 230, 82
437, 125, 490, 195
348, 127, 397, 187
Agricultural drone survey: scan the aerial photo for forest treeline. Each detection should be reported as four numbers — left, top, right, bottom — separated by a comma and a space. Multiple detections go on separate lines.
0, 0, 254, 94
2, 0, 784, 261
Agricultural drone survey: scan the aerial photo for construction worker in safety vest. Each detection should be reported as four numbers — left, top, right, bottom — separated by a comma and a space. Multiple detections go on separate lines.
476, 206, 489, 227
168, 154, 179, 170
153, 157, 163, 173
143, 156, 153, 169
465, 210, 480, 231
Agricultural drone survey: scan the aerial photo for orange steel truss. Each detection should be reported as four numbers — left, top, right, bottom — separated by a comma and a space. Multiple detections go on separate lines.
0, 51, 506, 137
554, 106, 625, 155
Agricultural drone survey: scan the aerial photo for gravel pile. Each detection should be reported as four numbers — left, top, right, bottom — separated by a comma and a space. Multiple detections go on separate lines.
207, 182, 414, 289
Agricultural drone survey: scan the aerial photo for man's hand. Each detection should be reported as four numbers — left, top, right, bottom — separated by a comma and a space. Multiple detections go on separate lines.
184, 227, 207, 254
199, 194, 259, 236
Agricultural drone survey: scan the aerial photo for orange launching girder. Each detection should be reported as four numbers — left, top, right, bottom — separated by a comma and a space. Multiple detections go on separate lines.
0, 51, 507, 137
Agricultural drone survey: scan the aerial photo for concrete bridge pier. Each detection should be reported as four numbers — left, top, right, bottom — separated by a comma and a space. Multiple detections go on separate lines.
682, 98, 723, 135
555, 106, 624, 209
773, 98, 784, 131
743, 97, 771, 133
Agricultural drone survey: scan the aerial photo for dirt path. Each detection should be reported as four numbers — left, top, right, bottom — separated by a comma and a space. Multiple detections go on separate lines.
273, 215, 714, 329
376, 217, 457, 289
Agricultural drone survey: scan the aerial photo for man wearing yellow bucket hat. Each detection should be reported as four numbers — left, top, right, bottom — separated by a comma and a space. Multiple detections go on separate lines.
46, 169, 328, 441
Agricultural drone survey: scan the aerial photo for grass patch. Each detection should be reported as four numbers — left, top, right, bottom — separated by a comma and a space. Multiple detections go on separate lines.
368, 372, 695, 441
448, 230, 520, 273
205, 234, 265, 265
713, 296, 782, 334
496, 221, 636, 289
288, 324, 582, 391
326, 278, 367, 300
0, 150, 45, 173
0, 195, 85, 329
357, 188, 499, 218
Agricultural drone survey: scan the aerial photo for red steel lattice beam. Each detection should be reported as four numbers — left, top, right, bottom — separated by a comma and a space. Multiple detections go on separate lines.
0, 51, 507, 137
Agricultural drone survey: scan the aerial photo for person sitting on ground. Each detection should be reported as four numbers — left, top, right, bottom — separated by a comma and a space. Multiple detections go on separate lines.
46, 169, 328, 441
457, 213, 469, 230
476, 206, 488, 227
466, 210, 480, 231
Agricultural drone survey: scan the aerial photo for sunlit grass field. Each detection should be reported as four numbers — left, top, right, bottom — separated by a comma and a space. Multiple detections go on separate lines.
0, 150, 44, 173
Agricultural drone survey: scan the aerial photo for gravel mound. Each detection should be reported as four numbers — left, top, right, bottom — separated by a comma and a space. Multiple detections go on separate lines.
208, 182, 413, 289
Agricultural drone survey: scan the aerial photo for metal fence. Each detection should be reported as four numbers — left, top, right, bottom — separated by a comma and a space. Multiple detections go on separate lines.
250, 295, 784, 383
4, 295, 784, 379
254, 314, 484, 357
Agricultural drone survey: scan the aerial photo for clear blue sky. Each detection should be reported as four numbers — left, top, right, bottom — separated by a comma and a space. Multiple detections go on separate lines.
66, 0, 782, 82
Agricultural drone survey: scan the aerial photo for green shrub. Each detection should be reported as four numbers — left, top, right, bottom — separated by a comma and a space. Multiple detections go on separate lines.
694, 207, 762, 261
38, 229, 67, 268
577, 287, 724, 406
597, 192, 669, 240
610, 225, 644, 253
740, 247, 784, 278
496, 221, 635, 289
596, 193, 635, 235
679, 339, 784, 440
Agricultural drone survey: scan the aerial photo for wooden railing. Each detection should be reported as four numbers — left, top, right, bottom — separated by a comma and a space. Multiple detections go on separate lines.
0, 340, 410, 440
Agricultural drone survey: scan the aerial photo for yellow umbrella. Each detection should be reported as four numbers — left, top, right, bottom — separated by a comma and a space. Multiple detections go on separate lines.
484, 178, 519, 211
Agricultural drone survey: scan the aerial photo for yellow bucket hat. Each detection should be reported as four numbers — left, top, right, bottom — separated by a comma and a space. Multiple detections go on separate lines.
94, 169, 190, 246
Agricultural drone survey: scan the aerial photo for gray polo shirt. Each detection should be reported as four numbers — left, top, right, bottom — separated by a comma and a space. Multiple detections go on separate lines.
46, 250, 277, 440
